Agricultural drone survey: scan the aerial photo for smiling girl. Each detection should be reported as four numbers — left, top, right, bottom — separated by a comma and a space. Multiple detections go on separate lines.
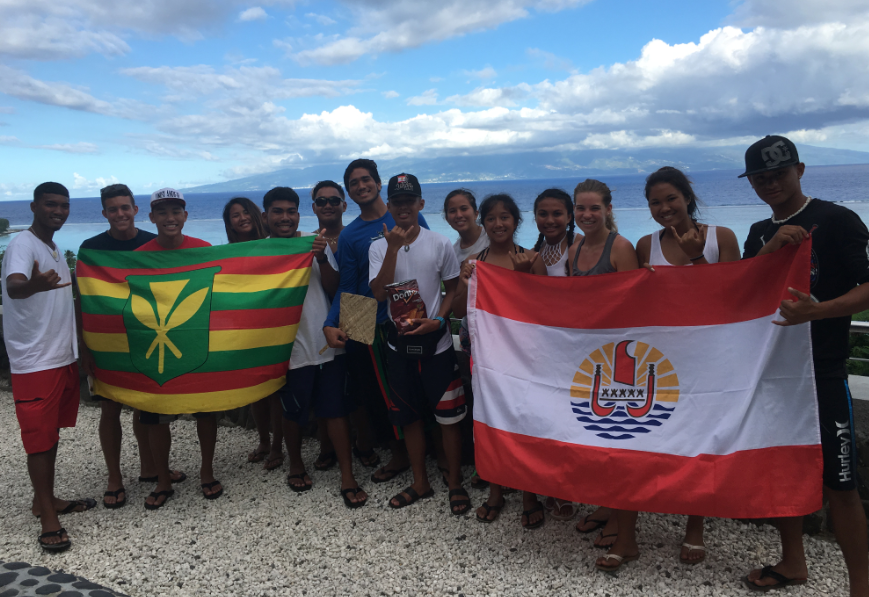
444, 188, 489, 263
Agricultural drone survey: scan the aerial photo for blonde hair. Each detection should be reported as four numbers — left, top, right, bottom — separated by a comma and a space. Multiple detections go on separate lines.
573, 179, 617, 232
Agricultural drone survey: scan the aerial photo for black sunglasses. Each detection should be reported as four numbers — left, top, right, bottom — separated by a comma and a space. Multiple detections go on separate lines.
314, 196, 343, 207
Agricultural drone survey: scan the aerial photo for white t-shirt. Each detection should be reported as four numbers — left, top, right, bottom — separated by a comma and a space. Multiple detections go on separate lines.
369, 227, 460, 355
1, 230, 78, 374
453, 230, 489, 263
289, 233, 343, 370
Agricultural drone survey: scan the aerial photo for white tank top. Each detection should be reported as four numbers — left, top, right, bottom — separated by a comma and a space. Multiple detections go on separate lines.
545, 248, 569, 277
649, 225, 719, 266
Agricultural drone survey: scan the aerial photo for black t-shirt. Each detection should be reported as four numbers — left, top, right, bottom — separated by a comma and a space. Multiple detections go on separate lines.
743, 198, 869, 378
80, 229, 157, 252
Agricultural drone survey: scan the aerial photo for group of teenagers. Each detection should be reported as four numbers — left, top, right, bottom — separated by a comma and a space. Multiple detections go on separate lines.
3, 134, 869, 594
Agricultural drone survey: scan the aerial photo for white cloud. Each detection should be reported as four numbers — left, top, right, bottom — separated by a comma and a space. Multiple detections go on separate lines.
306, 12, 336, 26
407, 89, 439, 106
382, 90, 400, 98
527, 47, 574, 71
40, 142, 100, 154
72, 172, 120, 191
464, 66, 497, 80
292, 0, 593, 65
0, 107, 14, 114
0, 135, 20, 143
447, 84, 532, 107
730, 0, 869, 28
238, 7, 268, 22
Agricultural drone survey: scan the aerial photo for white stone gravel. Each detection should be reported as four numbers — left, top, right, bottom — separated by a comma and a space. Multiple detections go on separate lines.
0, 393, 849, 596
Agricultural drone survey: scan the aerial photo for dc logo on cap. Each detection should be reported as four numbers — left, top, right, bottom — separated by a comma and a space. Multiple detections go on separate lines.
761, 141, 792, 168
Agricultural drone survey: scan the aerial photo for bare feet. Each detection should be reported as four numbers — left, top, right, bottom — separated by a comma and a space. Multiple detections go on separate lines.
247, 443, 269, 463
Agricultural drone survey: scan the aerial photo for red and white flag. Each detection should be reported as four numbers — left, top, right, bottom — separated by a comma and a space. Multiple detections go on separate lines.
468, 241, 821, 518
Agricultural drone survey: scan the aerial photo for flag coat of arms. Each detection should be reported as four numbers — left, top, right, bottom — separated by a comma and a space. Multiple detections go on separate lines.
76, 237, 314, 414
468, 241, 822, 519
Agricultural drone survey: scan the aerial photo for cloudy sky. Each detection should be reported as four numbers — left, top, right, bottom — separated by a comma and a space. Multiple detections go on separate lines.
1, 0, 868, 199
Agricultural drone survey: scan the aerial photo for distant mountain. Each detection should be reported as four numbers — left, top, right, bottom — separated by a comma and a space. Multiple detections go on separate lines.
182, 144, 869, 193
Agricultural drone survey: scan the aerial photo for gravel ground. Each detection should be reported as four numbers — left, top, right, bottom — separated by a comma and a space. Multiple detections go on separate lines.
0, 393, 850, 597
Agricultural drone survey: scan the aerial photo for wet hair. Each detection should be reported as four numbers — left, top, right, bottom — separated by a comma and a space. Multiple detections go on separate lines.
262, 187, 300, 212
442, 188, 478, 217
532, 188, 575, 251
343, 159, 381, 189
223, 197, 266, 243
478, 193, 522, 237
644, 166, 701, 221
99, 184, 135, 208
33, 182, 69, 202
573, 179, 617, 233
311, 180, 345, 200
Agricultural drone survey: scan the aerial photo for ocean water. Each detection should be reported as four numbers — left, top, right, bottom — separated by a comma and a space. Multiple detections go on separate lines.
2, 164, 867, 253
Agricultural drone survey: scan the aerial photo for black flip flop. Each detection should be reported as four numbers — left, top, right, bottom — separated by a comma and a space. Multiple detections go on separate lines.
476, 499, 505, 523
370, 465, 410, 484
353, 446, 381, 468
521, 501, 545, 530
139, 471, 187, 484
37, 497, 98, 518
287, 473, 313, 493
594, 531, 619, 548
743, 566, 808, 592
448, 487, 471, 516
38, 528, 71, 553
341, 486, 367, 509
389, 486, 434, 509
576, 514, 608, 534
314, 451, 338, 471
144, 489, 174, 510
103, 488, 127, 510
201, 480, 224, 500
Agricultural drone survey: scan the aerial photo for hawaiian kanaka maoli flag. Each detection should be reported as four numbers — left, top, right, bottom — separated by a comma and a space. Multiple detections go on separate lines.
468, 240, 822, 519
76, 237, 314, 414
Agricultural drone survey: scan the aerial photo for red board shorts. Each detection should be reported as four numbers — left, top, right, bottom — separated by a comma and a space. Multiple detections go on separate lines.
11, 363, 80, 455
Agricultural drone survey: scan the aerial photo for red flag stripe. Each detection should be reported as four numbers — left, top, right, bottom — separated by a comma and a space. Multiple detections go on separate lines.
473, 240, 811, 330
76, 252, 312, 282
474, 421, 822, 519
83, 306, 303, 333
94, 363, 287, 395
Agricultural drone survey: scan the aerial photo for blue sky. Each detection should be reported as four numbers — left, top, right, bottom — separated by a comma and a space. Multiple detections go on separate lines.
1, 0, 868, 199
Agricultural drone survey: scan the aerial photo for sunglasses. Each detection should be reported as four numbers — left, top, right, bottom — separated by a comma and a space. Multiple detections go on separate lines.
314, 196, 343, 207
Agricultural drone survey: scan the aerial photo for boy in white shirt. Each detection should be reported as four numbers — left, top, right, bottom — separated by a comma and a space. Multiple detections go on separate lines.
1, 182, 95, 552
369, 173, 469, 515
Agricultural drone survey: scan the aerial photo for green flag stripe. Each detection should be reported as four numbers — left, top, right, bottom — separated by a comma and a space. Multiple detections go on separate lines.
77, 237, 314, 268
92, 343, 294, 374
81, 286, 308, 315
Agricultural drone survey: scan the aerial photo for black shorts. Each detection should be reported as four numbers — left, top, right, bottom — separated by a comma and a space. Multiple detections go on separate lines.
817, 377, 858, 491
385, 348, 467, 427
280, 355, 352, 426
139, 411, 212, 425
346, 326, 400, 442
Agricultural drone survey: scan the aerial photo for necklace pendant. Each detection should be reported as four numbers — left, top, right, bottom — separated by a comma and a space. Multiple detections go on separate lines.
404, 245, 410, 252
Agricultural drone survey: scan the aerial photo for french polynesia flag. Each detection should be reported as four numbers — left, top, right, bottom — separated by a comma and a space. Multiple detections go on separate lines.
468, 240, 822, 518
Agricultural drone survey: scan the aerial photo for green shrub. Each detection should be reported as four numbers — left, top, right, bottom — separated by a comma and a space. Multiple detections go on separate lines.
0, 219, 8, 234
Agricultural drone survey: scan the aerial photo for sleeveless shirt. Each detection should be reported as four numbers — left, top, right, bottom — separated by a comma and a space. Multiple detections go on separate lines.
571, 231, 618, 276
649, 225, 719, 266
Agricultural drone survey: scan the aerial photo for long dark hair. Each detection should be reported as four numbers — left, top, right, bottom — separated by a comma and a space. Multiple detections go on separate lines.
478, 193, 522, 237
223, 197, 266, 243
532, 188, 575, 251
442, 188, 477, 217
644, 166, 701, 222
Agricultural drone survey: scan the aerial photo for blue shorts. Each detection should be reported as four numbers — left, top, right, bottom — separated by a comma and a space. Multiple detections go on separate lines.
280, 355, 351, 426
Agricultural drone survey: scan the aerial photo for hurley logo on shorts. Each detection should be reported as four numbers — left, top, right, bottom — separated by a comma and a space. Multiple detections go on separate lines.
837, 420, 853, 483
124, 267, 220, 385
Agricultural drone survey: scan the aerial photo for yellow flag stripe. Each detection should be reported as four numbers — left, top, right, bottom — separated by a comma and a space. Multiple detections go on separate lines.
84, 331, 130, 353
84, 324, 299, 354
93, 376, 287, 414
78, 268, 309, 298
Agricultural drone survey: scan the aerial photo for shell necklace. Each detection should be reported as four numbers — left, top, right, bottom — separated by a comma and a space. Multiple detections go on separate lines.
772, 196, 813, 225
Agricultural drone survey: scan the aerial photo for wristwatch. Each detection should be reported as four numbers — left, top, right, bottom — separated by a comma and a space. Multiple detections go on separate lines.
434, 316, 446, 330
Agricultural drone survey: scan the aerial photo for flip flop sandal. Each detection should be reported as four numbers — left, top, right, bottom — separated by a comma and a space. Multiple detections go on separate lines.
38, 528, 71, 553
440, 467, 465, 488
594, 531, 619, 549
576, 514, 608, 534
144, 489, 174, 510
743, 566, 808, 592
595, 552, 639, 573
353, 446, 381, 468
37, 497, 98, 517
448, 487, 471, 516
263, 454, 285, 471
470, 473, 489, 490
370, 465, 410, 484
139, 470, 187, 484
680, 542, 706, 565
341, 486, 367, 509
103, 488, 127, 510
248, 447, 269, 463
389, 486, 435, 509
314, 451, 338, 471
287, 473, 313, 493
201, 480, 224, 500
476, 499, 505, 523
521, 501, 545, 530
550, 500, 577, 522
